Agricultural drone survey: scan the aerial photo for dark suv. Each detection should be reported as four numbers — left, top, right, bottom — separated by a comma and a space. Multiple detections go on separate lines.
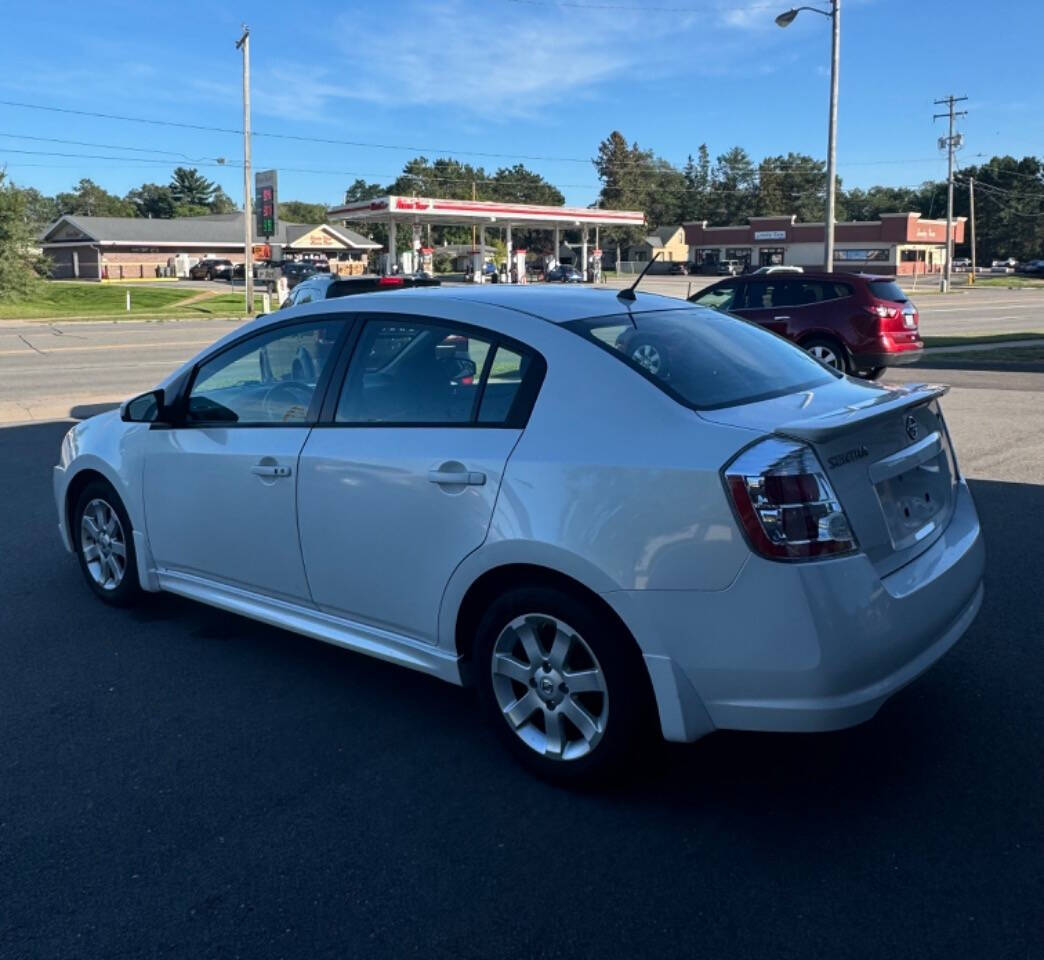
279, 273, 441, 309
188, 258, 233, 281
687, 271, 921, 378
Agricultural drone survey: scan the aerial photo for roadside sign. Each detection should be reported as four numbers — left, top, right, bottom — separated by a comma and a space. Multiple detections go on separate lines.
255, 170, 278, 239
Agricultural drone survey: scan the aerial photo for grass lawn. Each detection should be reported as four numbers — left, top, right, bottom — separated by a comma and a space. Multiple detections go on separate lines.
921, 345, 1044, 365
0, 283, 263, 320
968, 276, 1044, 289
923, 332, 1044, 348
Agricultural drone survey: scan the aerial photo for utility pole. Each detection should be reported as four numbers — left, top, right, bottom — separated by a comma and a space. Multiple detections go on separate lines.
968, 176, 976, 286
236, 25, 254, 315
824, 0, 840, 273
933, 94, 968, 293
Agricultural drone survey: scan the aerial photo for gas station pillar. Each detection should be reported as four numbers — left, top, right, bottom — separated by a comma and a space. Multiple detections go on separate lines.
553, 225, 560, 269
387, 218, 397, 275
478, 224, 487, 283
506, 224, 513, 282
581, 227, 589, 282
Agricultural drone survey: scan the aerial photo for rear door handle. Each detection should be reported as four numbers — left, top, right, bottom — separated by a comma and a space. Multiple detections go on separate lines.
428, 468, 486, 486
252, 463, 292, 478
773, 315, 791, 321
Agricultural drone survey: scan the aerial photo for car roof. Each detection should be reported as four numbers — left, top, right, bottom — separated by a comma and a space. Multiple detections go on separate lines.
742, 270, 888, 283
291, 284, 692, 324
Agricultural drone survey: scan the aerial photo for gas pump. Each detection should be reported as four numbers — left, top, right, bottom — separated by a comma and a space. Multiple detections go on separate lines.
512, 249, 527, 284
591, 248, 603, 284
419, 246, 434, 276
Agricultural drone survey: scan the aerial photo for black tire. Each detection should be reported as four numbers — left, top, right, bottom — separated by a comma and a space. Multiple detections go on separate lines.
72, 479, 142, 607
855, 366, 887, 381
474, 585, 654, 784
803, 336, 850, 374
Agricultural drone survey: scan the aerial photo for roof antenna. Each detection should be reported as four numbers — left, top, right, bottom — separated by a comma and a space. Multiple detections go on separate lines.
617, 252, 661, 302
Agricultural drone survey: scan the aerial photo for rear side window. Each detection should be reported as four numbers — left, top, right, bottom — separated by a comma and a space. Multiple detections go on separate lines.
564, 307, 836, 410
868, 280, 908, 303
335, 319, 545, 426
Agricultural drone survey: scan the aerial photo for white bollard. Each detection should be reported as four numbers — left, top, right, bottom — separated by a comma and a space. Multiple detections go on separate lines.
126, 289, 131, 312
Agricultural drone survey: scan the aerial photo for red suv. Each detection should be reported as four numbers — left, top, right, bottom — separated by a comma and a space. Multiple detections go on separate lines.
688, 271, 921, 379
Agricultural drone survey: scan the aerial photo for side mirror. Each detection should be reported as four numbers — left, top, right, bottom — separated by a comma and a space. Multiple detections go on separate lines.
121, 388, 167, 423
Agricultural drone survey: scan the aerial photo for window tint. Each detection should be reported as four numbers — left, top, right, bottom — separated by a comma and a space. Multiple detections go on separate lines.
478, 346, 528, 423
790, 280, 854, 304
692, 282, 739, 311
868, 280, 908, 303
188, 320, 340, 424
564, 307, 836, 410
337, 321, 493, 424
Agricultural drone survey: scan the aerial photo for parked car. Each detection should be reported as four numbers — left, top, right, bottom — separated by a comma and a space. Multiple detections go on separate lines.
952, 258, 971, 272
278, 272, 442, 309
278, 261, 317, 288
230, 262, 261, 281
545, 265, 583, 283
188, 259, 233, 281
752, 265, 804, 274
1015, 259, 1044, 276
686, 271, 921, 379
667, 262, 687, 276
55, 286, 984, 783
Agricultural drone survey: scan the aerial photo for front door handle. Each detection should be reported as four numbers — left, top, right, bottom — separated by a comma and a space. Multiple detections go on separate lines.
252, 463, 292, 478
428, 468, 486, 486
773, 315, 791, 321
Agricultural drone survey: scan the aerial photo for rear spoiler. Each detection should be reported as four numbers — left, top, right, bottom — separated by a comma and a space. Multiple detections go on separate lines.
776, 383, 949, 443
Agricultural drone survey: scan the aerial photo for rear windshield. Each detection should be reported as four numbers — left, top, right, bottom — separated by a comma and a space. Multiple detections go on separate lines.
564, 307, 836, 410
868, 280, 908, 303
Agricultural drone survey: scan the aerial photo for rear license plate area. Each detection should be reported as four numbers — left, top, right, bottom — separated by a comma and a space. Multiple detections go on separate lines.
874, 452, 950, 551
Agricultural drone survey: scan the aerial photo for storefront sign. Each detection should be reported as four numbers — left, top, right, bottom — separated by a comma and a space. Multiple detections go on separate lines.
754, 230, 787, 241
834, 248, 889, 261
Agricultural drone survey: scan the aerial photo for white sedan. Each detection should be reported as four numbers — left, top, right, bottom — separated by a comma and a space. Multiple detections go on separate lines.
54, 286, 985, 782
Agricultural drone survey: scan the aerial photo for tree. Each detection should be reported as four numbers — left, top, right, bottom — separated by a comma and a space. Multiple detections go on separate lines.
680, 145, 711, 222
208, 187, 237, 215
279, 201, 327, 224
169, 167, 216, 208
708, 147, 756, 225
19, 187, 60, 231
754, 153, 828, 222
0, 173, 49, 301
126, 183, 177, 219
593, 132, 654, 255
55, 178, 135, 217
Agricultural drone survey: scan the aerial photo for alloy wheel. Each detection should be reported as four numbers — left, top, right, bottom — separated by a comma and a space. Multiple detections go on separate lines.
80, 498, 127, 591
490, 614, 609, 761
808, 343, 842, 370
631, 344, 662, 375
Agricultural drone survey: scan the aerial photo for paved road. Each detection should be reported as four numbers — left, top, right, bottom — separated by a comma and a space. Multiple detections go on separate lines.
1, 285, 1042, 423
1, 366, 1041, 960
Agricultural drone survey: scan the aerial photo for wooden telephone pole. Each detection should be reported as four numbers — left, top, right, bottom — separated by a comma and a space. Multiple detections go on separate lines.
236, 26, 254, 315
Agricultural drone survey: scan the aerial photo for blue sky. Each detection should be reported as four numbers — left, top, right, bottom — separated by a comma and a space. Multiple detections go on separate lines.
2, 0, 1041, 211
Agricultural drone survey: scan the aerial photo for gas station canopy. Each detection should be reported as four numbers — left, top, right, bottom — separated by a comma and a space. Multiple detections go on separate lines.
326, 195, 645, 230
326, 195, 645, 280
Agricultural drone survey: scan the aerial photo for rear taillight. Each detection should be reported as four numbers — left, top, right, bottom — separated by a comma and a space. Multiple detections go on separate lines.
865, 303, 899, 320
723, 438, 858, 561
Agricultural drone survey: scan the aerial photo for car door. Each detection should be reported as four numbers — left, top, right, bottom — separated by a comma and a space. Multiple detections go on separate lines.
143, 317, 346, 602
729, 278, 790, 336
296, 314, 546, 643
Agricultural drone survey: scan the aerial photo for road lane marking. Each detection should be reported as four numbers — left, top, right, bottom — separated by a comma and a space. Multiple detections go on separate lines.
0, 339, 213, 358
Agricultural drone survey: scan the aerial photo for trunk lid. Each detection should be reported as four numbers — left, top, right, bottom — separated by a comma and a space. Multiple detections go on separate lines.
703, 378, 959, 576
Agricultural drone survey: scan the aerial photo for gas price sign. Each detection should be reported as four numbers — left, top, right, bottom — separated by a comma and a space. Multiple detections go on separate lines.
255, 170, 278, 239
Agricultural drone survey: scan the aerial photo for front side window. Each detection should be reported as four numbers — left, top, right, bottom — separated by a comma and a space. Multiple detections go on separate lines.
565, 307, 836, 410
335, 319, 543, 426
188, 320, 341, 424
692, 281, 739, 311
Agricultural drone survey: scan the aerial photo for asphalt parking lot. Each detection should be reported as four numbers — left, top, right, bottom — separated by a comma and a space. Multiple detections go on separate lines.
2, 356, 1042, 958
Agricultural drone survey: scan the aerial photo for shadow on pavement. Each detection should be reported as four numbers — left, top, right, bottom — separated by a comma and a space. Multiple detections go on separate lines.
68, 402, 120, 419
1, 421, 1040, 959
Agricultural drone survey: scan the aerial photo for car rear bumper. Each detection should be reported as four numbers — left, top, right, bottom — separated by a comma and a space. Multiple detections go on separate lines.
854, 347, 924, 368
608, 479, 984, 742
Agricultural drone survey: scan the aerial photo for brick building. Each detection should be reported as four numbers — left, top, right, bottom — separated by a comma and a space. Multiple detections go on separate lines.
684, 212, 966, 276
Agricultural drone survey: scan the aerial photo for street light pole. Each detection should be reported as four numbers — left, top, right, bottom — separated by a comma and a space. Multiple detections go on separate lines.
236, 25, 254, 315
776, 2, 840, 273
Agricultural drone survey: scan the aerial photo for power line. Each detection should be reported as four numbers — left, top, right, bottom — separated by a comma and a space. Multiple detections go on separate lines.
0, 98, 988, 175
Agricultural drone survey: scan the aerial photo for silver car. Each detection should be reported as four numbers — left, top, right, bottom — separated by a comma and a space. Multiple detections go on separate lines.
54, 287, 984, 782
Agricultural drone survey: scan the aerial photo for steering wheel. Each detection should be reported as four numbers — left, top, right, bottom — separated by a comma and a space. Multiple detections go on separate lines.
261, 382, 314, 422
